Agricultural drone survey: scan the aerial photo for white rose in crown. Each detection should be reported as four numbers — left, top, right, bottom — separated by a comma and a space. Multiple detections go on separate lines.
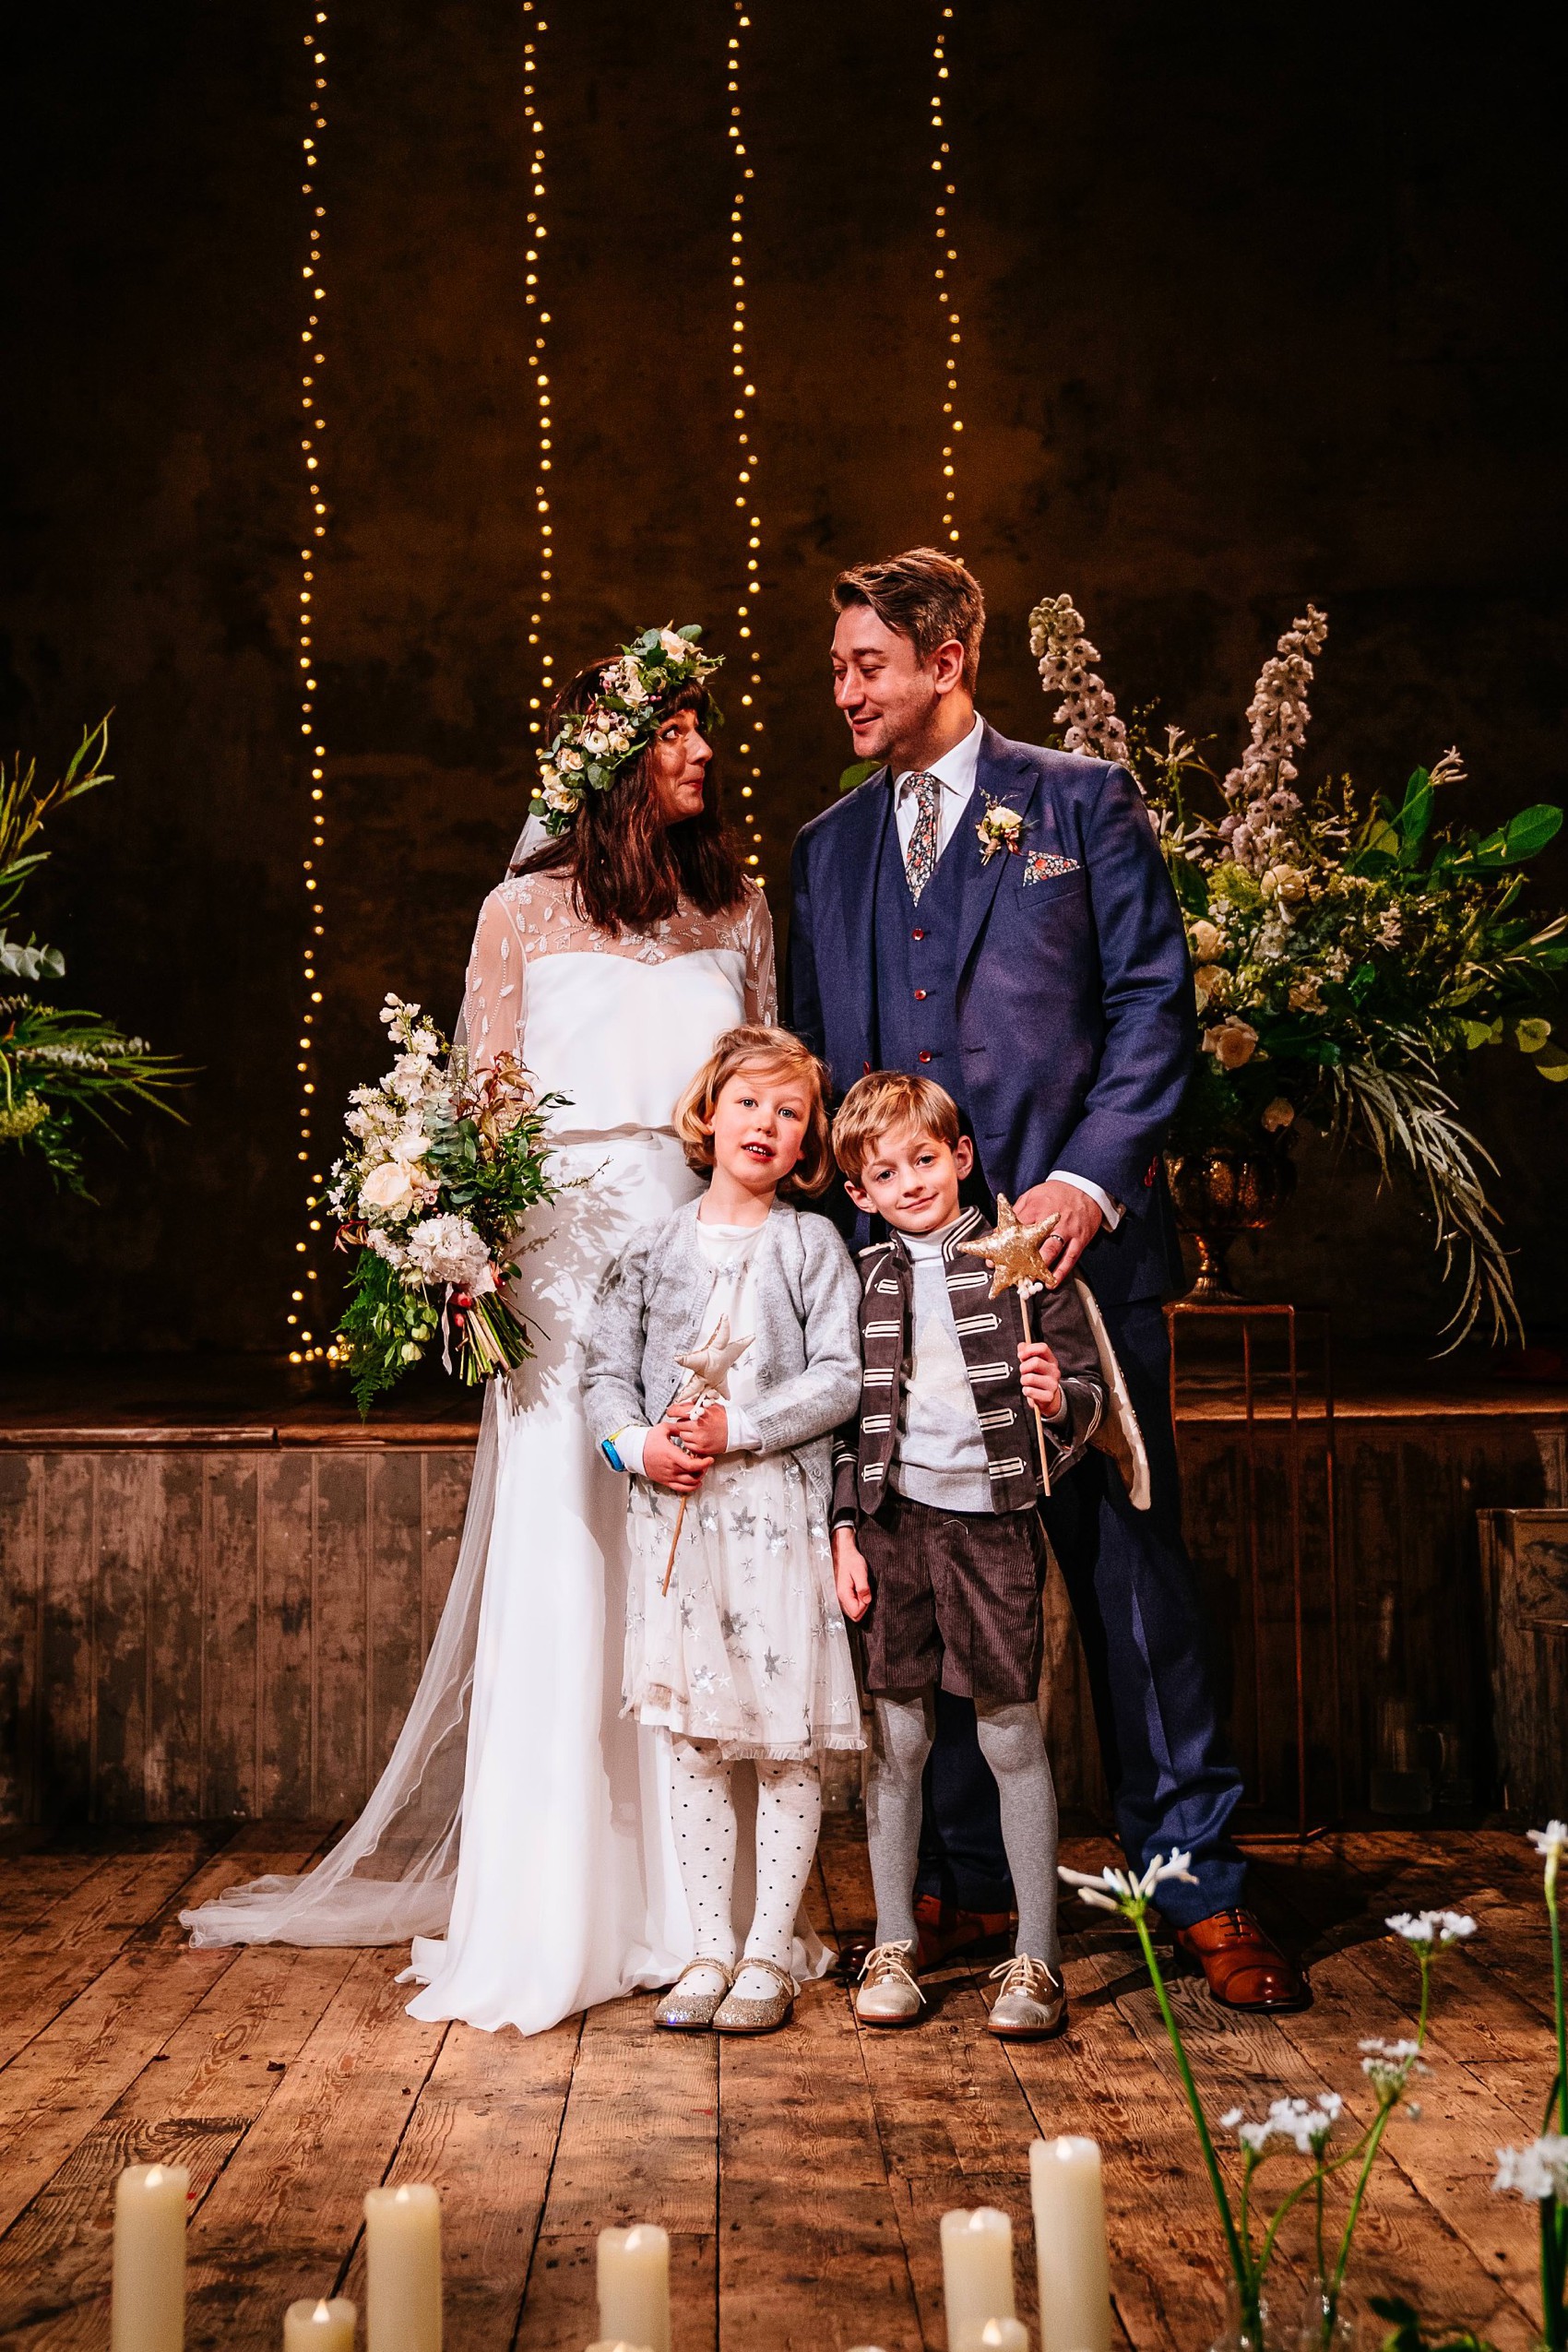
976, 802, 1025, 863
584, 729, 609, 756
559, 746, 584, 772
360, 1158, 415, 1215
619, 670, 647, 706
659, 628, 692, 661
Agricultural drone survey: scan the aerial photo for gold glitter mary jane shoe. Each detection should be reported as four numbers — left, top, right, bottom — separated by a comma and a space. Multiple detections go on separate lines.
653, 1958, 733, 2031
711, 1957, 797, 2035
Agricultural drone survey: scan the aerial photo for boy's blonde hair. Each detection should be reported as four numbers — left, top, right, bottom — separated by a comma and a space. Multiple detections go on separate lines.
674, 1024, 835, 1198
831, 1069, 963, 1184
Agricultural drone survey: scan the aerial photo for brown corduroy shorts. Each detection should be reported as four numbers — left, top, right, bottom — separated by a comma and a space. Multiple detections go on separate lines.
855, 1488, 1049, 1704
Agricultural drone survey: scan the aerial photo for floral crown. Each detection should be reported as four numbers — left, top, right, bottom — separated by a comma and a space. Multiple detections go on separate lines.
530, 624, 724, 837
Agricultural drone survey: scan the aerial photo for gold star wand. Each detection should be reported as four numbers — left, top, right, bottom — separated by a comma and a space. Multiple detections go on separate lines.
660, 1313, 754, 1596
958, 1197, 1061, 1497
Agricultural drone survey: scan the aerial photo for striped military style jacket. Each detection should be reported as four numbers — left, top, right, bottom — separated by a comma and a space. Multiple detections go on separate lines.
831, 1204, 1106, 1524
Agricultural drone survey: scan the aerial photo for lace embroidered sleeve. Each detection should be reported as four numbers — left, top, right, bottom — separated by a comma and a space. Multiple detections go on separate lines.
461, 885, 529, 1068
739, 881, 778, 1024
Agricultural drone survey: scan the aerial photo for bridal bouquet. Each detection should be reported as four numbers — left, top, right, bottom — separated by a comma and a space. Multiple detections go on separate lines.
1029, 596, 1568, 1344
329, 996, 564, 1416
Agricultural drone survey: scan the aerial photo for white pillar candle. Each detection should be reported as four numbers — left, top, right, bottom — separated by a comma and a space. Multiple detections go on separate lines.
585, 2341, 656, 2352
597, 2225, 671, 2352
941, 2207, 1016, 2343
364, 2184, 442, 2352
956, 2320, 1030, 2352
1029, 2137, 1111, 2352
285, 2300, 357, 2352
111, 2161, 190, 2352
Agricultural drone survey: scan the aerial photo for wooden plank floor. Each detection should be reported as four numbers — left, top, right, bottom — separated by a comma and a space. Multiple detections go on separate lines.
0, 1823, 1552, 2351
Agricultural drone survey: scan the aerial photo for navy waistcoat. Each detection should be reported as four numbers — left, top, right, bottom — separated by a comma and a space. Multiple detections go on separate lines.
872, 793, 972, 1111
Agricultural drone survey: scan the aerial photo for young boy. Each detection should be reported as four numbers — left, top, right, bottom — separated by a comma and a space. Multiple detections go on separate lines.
830, 1071, 1106, 2039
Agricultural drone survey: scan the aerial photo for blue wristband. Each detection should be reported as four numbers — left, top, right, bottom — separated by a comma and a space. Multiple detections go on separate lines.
600, 1436, 626, 1473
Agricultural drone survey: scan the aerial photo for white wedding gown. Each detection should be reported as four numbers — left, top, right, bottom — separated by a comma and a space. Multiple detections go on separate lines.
186, 870, 812, 2036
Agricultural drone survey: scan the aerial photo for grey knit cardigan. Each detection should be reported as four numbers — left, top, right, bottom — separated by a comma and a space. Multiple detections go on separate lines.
581, 1197, 863, 1506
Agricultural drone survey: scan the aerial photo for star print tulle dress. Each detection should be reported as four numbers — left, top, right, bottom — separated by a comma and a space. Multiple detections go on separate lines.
624, 1221, 862, 1762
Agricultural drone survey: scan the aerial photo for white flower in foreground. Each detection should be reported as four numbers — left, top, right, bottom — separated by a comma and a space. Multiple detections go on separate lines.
1219, 2094, 1343, 2157
1494, 2136, 1568, 2203
1359, 2037, 1431, 2097
1059, 1850, 1197, 1912
1387, 1909, 1477, 1946
1528, 1822, 1568, 1863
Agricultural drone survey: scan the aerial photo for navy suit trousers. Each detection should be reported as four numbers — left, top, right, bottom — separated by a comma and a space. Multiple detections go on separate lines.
915, 1297, 1246, 1930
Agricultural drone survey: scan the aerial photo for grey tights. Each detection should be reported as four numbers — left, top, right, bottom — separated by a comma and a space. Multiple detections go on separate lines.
865, 1692, 1061, 1966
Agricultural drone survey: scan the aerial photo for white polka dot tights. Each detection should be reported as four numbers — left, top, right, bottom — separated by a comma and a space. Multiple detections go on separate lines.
667, 1735, 821, 1995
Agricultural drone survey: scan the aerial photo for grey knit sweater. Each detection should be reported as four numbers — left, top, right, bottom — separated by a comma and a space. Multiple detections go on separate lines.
581, 1197, 862, 1508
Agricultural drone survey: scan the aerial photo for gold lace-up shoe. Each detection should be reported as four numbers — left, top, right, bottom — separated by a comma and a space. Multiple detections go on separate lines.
654, 1958, 733, 2031
712, 1956, 797, 2035
854, 1938, 926, 2028
986, 1953, 1066, 2039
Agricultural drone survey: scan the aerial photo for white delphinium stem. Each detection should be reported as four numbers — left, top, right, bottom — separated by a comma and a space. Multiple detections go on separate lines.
1028, 595, 1131, 766
1220, 606, 1328, 874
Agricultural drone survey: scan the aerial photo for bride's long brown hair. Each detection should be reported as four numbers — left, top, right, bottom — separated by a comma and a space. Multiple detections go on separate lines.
515, 660, 748, 935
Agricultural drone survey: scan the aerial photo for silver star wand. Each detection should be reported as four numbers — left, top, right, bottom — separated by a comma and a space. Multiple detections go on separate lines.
958, 1198, 1061, 1499
660, 1313, 754, 1596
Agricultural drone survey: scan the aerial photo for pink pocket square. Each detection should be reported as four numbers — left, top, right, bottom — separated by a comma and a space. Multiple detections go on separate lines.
1024, 851, 1080, 885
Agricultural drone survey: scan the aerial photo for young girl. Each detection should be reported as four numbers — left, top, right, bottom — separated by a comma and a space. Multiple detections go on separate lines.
583, 1024, 863, 2035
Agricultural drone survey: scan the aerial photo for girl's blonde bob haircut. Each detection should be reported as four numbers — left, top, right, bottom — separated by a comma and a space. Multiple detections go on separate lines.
674, 1024, 835, 1199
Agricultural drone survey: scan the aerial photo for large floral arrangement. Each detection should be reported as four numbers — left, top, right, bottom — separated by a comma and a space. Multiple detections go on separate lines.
1028, 597, 1568, 1343
328, 996, 564, 1415
1, 719, 184, 1190
531, 624, 722, 837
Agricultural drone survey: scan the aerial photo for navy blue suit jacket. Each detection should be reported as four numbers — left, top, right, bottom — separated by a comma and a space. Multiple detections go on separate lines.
786, 721, 1194, 1306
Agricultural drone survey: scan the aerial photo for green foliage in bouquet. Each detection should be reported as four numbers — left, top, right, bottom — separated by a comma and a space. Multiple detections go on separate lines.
1028, 597, 1568, 1344
1, 719, 186, 1191
329, 996, 564, 1417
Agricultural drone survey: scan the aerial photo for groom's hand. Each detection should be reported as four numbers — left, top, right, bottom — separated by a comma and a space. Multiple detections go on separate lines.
1014, 1178, 1103, 1284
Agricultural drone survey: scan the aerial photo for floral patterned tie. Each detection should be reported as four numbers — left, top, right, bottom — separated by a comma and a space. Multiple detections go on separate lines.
903, 773, 943, 905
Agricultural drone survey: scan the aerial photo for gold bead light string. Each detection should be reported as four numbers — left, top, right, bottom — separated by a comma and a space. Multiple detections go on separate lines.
289, 4, 335, 1367
522, 1, 554, 742
930, 2, 963, 548
727, 4, 766, 883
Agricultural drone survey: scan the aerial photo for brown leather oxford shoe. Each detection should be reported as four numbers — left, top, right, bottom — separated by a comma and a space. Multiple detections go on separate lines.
914, 1894, 1016, 1972
1173, 1907, 1309, 2012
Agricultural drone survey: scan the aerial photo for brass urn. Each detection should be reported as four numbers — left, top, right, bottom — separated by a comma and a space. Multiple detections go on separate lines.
1164, 1141, 1296, 1303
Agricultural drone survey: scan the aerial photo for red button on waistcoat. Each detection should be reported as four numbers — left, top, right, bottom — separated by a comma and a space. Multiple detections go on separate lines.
918, 1051, 932, 1063
912, 928, 925, 941
914, 989, 928, 1001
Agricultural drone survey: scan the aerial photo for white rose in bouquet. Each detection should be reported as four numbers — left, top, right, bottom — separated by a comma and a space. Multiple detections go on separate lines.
360, 1159, 416, 1215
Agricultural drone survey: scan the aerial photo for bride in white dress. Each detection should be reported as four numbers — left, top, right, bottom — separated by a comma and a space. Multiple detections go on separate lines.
185, 630, 785, 2035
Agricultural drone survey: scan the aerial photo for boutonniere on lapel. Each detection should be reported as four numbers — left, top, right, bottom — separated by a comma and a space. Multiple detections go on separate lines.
975, 796, 1027, 864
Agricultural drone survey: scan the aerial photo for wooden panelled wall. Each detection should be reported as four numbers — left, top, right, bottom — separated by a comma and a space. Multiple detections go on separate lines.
0, 1413, 1560, 1827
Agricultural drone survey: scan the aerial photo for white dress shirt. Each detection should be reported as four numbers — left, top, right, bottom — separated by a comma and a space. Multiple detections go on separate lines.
890, 712, 1120, 1230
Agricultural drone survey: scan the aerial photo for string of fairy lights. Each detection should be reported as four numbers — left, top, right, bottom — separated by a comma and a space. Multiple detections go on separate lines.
288, 5, 333, 1366
279, 10, 975, 1355
522, 0, 554, 742
930, 3, 964, 547
726, 5, 766, 882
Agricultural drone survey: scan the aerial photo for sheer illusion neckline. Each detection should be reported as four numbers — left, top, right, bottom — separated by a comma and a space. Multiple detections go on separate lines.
490, 869, 767, 967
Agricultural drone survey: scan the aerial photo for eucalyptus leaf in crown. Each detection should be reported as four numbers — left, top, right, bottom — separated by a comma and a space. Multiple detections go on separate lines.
1028, 594, 1568, 1346
530, 624, 723, 837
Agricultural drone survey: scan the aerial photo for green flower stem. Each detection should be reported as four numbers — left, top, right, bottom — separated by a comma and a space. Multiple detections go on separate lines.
1549, 1852, 1566, 2137
1129, 1905, 1255, 2311
1329, 1954, 1431, 2307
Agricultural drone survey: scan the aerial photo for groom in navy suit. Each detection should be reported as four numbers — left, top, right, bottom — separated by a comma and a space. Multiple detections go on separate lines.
787, 547, 1303, 2011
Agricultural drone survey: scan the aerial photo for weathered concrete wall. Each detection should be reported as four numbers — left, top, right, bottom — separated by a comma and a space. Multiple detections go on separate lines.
3, 2, 1564, 1351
